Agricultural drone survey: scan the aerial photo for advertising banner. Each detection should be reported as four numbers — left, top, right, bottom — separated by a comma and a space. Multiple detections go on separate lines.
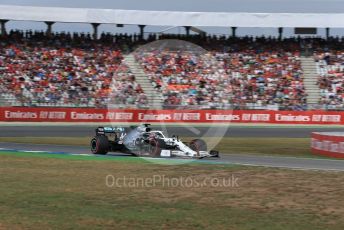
311, 132, 344, 158
1, 107, 344, 125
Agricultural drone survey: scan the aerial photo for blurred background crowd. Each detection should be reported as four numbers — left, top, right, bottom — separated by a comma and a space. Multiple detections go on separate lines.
1, 30, 343, 110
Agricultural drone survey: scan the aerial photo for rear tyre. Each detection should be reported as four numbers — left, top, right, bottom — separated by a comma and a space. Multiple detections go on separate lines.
91, 136, 109, 155
148, 139, 166, 157
190, 139, 207, 152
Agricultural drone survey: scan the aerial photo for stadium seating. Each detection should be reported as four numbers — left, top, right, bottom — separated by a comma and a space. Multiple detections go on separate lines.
135, 37, 306, 110
315, 49, 344, 110
0, 31, 148, 108
0, 31, 321, 110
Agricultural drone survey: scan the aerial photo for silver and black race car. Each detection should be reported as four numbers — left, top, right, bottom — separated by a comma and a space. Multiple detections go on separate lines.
90, 124, 219, 158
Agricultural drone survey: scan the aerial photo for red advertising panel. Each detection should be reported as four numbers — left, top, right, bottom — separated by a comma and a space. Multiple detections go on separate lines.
0, 107, 344, 125
311, 132, 344, 158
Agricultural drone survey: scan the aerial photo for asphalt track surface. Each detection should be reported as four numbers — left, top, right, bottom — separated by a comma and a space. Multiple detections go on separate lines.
1, 125, 344, 137
1, 142, 344, 172
1, 125, 344, 171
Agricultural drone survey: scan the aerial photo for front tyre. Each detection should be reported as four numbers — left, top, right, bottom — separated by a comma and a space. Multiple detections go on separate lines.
148, 138, 166, 157
190, 139, 207, 152
91, 136, 109, 155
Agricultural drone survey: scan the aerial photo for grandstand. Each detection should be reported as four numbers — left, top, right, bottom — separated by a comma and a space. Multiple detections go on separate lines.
1, 5, 344, 110
314, 47, 344, 110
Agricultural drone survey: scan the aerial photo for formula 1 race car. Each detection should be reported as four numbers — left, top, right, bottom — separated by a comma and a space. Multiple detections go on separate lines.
90, 124, 219, 158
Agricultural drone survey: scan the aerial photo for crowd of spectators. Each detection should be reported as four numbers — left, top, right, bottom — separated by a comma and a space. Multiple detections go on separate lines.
2, 30, 344, 110
315, 50, 344, 109
306, 37, 344, 110
0, 30, 148, 108
136, 37, 306, 110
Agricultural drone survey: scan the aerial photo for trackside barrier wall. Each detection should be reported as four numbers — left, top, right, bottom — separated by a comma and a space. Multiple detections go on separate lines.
1, 107, 344, 125
311, 132, 344, 158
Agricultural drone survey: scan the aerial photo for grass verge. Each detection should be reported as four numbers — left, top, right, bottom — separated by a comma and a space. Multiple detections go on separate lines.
0, 152, 344, 229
